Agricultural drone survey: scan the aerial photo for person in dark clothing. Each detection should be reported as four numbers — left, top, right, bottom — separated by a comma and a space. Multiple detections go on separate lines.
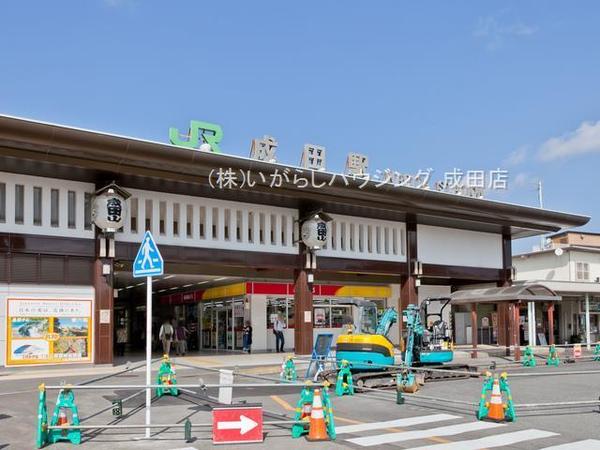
243, 321, 253, 353
273, 315, 285, 352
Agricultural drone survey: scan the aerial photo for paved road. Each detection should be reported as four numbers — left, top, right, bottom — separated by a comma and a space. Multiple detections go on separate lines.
1, 359, 600, 449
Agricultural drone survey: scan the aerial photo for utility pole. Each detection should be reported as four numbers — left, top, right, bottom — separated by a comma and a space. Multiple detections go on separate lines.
538, 180, 545, 250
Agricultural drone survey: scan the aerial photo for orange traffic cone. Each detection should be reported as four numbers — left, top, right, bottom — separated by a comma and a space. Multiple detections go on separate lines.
57, 409, 69, 426
486, 376, 505, 421
307, 389, 329, 441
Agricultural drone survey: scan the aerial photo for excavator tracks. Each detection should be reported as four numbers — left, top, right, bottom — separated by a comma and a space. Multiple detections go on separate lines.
319, 364, 478, 392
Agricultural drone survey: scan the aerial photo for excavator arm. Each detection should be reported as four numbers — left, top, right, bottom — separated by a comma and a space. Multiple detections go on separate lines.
375, 307, 398, 337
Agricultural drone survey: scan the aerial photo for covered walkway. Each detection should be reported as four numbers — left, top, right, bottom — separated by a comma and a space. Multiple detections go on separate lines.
449, 284, 561, 360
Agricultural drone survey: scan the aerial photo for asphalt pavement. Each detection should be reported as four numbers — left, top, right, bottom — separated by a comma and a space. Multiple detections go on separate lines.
1, 356, 600, 449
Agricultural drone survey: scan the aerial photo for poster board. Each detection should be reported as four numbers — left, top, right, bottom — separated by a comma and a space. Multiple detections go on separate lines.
6, 298, 93, 366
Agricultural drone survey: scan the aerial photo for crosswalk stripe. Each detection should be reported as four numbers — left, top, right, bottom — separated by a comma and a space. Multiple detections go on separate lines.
541, 440, 600, 450
407, 429, 559, 449
335, 414, 460, 434
346, 421, 505, 447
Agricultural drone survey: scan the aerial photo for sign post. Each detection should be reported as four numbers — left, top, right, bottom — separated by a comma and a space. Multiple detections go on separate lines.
133, 231, 164, 439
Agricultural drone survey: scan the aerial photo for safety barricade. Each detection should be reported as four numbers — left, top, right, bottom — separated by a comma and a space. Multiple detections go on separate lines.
35, 360, 333, 448
280, 355, 298, 382
476, 371, 516, 423
156, 355, 179, 397
335, 359, 354, 396
522, 346, 536, 367
292, 382, 335, 441
546, 344, 560, 366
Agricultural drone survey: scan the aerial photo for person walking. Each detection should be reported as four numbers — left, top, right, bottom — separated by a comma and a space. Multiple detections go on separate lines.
159, 317, 175, 356
175, 321, 190, 356
116, 325, 127, 357
274, 315, 285, 353
243, 321, 253, 354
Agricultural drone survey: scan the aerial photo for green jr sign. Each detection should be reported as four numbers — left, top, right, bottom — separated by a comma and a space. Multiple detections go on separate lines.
169, 120, 223, 153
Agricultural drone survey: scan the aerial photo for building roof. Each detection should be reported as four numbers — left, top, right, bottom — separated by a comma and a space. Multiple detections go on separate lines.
549, 230, 600, 239
449, 283, 561, 304
515, 245, 600, 259
0, 114, 590, 238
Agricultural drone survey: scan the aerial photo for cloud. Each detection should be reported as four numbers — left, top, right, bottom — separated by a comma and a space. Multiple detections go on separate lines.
538, 120, 600, 161
504, 145, 528, 166
512, 172, 531, 188
474, 15, 537, 50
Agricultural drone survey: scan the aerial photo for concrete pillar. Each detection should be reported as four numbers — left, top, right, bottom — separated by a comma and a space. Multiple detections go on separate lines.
585, 293, 591, 350
528, 301, 536, 347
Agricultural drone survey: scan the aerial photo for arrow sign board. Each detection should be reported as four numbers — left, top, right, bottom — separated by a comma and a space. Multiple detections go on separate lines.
133, 231, 164, 278
212, 405, 263, 444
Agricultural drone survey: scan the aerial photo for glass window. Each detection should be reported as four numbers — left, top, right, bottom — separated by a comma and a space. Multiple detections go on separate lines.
173, 203, 180, 236
159, 201, 166, 235
50, 189, 59, 227
267, 297, 287, 328
84, 193, 93, 230
14, 184, 24, 224
287, 297, 295, 329
33, 187, 42, 226
186, 204, 193, 237
313, 298, 331, 328
68, 191, 76, 229
576, 262, 590, 281
145, 199, 152, 231
331, 305, 352, 328
0, 183, 5, 222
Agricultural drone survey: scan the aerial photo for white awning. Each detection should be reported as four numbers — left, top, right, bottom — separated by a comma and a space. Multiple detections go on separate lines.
449, 283, 561, 305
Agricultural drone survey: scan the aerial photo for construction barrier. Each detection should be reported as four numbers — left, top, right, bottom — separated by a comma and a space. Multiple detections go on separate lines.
546, 344, 560, 367
280, 355, 298, 382
522, 346, 536, 367
594, 344, 600, 361
156, 355, 179, 398
335, 360, 354, 396
37, 384, 82, 448
477, 372, 516, 423
292, 382, 335, 441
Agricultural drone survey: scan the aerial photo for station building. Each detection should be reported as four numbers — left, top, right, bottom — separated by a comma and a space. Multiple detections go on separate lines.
0, 115, 589, 366
514, 231, 600, 347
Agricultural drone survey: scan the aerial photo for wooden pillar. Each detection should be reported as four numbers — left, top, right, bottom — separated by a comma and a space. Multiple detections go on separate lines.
498, 233, 513, 355
294, 266, 313, 355
509, 302, 521, 361
547, 302, 555, 345
400, 218, 418, 338
496, 302, 506, 352
93, 257, 114, 364
471, 303, 478, 358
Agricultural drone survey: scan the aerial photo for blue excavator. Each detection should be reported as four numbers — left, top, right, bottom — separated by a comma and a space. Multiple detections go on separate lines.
322, 297, 457, 391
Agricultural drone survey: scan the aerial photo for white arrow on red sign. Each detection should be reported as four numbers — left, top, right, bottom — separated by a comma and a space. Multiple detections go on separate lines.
217, 415, 258, 435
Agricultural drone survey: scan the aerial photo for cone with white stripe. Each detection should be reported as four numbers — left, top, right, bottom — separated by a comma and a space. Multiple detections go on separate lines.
307, 389, 329, 441
486, 376, 505, 422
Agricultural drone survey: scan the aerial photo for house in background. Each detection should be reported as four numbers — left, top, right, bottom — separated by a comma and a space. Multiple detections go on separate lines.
514, 231, 600, 348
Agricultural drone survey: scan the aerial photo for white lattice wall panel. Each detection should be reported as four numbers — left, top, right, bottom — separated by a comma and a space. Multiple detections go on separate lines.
0, 172, 95, 239
319, 214, 406, 262
117, 188, 299, 254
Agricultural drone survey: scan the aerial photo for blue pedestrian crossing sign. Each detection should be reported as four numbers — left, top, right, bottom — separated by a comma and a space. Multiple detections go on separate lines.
133, 231, 164, 278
